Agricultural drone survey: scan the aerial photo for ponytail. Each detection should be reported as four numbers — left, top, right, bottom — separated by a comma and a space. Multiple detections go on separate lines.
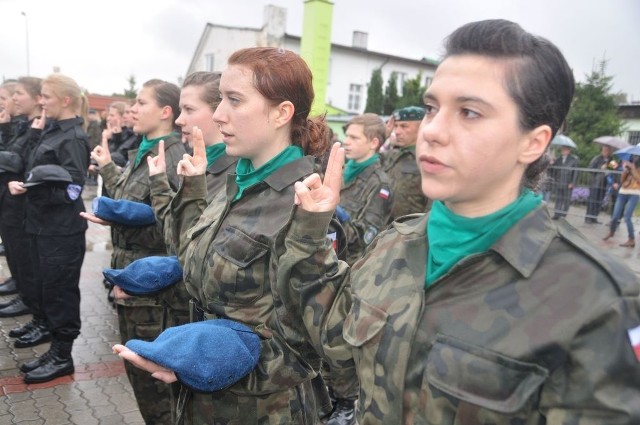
79, 92, 89, 131
292, 114, 330, 158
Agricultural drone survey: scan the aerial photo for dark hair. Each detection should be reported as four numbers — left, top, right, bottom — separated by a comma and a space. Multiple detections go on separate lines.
346, 113, 386, 151
443, 19, 575, 190
182, 71, 222, 112
227, 47, 328, 157
142, 79, 181, 132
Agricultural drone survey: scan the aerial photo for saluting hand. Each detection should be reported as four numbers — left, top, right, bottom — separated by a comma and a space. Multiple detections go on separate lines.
177, 126, 207, 176
112, 344, 178, 384
0, 108, 10, 124
294, 142, 344, 212
147, 140, 166, 176
31, 109, 46, 129
91, 130, 113, 167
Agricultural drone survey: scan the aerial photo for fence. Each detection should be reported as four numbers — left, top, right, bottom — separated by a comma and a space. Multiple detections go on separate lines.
542, 166, 623, 222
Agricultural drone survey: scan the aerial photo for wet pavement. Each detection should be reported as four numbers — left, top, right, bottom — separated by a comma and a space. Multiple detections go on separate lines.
0, 187, 638, 424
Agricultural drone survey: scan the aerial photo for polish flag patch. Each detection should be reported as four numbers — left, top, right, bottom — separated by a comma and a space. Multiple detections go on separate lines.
378, 188, 390, 200
628, 324, 640, 361
327, 231, 338, 251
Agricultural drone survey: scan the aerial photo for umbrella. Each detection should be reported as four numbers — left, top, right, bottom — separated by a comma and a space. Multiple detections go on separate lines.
614, 144, 640, 161
550, 134, 577, 148
593, 135, 629, 150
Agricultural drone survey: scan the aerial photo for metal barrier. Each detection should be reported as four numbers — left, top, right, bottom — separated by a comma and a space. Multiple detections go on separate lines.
541, 166, 622, 222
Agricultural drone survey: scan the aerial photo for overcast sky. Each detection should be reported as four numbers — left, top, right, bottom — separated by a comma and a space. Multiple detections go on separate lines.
2, 0, 639, 102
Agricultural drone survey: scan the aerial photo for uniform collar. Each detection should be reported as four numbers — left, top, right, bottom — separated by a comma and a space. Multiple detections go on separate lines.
397, 204, 555, 279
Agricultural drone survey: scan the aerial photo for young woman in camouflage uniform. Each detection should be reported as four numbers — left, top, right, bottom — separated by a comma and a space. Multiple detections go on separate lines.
283, 19, 640, 424
115, 48, 337, 423
146, 71, 238, 329
83, 79, 186, 425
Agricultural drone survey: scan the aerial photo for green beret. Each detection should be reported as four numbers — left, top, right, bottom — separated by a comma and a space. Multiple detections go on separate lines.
393, 106, 425, 121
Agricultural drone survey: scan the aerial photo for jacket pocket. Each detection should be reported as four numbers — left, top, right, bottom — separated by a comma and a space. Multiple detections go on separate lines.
206, 226, 269, 306
424, 333, 548, 421
343, 297, 388, 417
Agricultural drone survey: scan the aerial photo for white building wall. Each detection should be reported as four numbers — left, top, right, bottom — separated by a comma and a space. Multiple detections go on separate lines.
189, 19, 437, 114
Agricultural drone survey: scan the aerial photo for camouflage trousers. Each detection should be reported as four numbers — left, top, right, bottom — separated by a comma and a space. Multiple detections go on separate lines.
117, 302, 174, 425
175, 377, 328, 424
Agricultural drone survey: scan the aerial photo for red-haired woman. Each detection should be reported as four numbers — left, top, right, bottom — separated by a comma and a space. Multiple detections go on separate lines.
114, 47, 338, 424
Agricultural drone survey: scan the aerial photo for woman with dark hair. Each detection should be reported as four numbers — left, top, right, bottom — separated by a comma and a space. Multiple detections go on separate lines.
83, 79, 185, 425
114, 47, 335, 424
279, 19, 640, 424
147, 71, 237, 327
8, 74, 90, 384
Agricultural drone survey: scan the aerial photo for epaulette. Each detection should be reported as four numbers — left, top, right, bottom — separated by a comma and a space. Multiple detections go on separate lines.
557, 220, 639, 297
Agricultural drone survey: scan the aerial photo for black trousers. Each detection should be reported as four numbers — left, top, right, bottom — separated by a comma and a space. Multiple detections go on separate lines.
0, 222, 35, 308
586, 185, 605, 219
30, 232, 86, 341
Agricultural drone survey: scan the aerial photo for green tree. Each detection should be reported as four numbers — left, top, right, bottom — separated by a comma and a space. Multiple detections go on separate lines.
566, 59, 625, 166
397, 72, 425, 108
122, 75, 137, 99
383, 72, 399, 115
364, 68, 384, 114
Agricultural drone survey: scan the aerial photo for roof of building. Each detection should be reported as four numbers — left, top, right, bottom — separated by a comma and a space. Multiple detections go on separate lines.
87, 94, 130, 113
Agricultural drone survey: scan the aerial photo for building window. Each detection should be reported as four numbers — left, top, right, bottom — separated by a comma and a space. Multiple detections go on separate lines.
348, 84, 362, 111
205, 54, 215, 72
397, 72, 407, 95
629, 131, 640, 145
424, 76, 433, 88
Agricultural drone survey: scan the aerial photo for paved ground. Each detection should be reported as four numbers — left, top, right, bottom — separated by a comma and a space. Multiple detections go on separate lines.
0, 188, 638, 424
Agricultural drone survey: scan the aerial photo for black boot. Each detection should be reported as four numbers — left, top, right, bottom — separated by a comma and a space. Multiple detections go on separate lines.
0, 277, 18, 295
0, 297, 31, 317
23, 340, 74, 384
14, 321, 51, 348
326, 397, 357, 425
9, 318, 40, 338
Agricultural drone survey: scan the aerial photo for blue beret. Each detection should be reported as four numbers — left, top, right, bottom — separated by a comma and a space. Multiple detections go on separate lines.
393, 106, 425, 121
92, 196, 156, 226
103, 255, 182, 296
125, 319, 261, 392
23, 164, 73, 187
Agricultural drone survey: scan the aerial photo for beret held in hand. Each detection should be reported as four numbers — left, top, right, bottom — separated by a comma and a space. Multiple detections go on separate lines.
125, 319, 261, 392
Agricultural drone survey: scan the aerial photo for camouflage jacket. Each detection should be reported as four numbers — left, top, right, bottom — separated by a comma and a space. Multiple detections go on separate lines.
381, 146, 429, 222
101, 133, 184, 306
148, 154, 238, 327
169, 156, 334, 423
149, 153, 238, 252
279, 205, 640, 424
340, 159, 393, 265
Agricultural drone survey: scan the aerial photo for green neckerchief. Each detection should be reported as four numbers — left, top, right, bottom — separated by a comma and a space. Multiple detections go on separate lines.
233, 145, 303, 201
134, 133, 176, 168
206, 143, 227, 168
343, 154, 378, 184
426, 189, 542, 287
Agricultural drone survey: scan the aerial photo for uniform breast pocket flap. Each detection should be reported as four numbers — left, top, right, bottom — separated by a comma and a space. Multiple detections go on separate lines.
425, 334, 548, 414
343, 297, 388, 347
213, 226, 269, 268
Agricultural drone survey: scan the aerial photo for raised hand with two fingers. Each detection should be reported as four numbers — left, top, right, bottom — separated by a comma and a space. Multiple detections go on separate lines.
147, 140, 166, 176
91, 128, 113, 167
177, 126, 207, 176
294, 142, 345, 213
